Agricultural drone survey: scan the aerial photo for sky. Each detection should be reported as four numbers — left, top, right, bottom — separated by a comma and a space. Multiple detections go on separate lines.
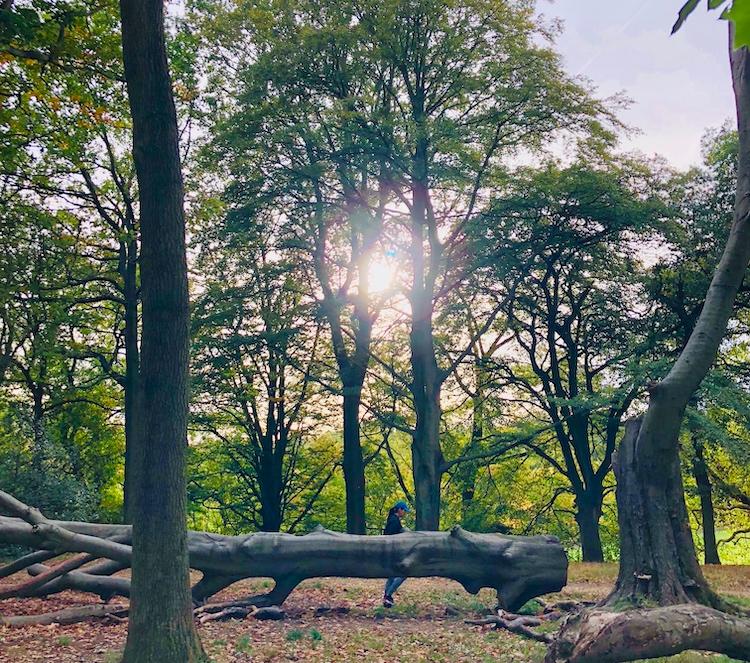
540, 0, 736, 170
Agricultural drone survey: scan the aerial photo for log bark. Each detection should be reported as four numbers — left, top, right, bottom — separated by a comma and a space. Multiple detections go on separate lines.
0, 519, 567, 612
24, 562, 131, 600
546, 605, 750, 663
0, 604, 129, 628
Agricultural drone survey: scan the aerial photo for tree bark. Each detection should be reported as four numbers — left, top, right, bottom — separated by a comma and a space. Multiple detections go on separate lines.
692, 435, 721, 564
546, 604, 750, 663
118, 0, 204, 660
607, 418, 719, 607
0, 517, 568, 612
574, 491, 604, 563
342, 382, 366, 534
121, 236, 139, 525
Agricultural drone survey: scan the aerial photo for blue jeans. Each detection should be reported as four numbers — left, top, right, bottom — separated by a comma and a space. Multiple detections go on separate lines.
384, 576, 405, 597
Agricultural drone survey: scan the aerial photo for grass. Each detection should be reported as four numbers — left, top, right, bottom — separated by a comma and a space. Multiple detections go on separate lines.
1, 565, 749, 662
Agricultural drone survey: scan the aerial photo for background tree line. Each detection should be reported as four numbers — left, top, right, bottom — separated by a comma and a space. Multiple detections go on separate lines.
1, 0, 750, 567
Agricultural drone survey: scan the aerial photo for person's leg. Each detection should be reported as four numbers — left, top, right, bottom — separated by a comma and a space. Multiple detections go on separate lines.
388, 577, 406, 596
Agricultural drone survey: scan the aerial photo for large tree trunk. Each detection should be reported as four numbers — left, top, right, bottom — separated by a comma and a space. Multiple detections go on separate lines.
0, 516, 568, 613
118, 0, 204, 660
692, 435, 721, 565
342, 381, 366, 534
607, 419, 718, 607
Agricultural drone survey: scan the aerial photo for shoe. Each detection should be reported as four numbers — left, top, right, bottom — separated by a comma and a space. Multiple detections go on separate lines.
382, 594, 394, 608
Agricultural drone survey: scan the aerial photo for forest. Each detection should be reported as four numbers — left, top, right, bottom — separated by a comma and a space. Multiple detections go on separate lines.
1, 0, 750, 662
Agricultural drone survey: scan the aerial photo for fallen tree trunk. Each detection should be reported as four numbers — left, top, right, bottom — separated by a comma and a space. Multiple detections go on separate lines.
0, 518, 567, 611
0, 604, 129, 627
545, 605, 750, 663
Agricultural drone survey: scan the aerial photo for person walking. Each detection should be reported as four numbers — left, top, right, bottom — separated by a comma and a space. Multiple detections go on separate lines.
382, 500, 410, 607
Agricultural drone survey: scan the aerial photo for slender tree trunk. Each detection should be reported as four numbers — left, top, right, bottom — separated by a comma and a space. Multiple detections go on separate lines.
342, 381, 366, 534
410, 314, 443, 530
692, 436, 721, 565
457, 391, 483, 525
409, 129, 444, 531
122, 238, 139, 524
575, 491, 604, 563
30, 387, 44, 473
118, 1, 204, 660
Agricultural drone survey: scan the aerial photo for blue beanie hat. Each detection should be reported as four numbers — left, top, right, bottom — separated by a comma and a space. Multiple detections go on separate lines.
393, 500, 410, 512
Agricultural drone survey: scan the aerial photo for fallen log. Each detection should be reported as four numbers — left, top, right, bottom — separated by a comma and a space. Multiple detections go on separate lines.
25, 563, 131, 600
0, 517, 567, 611
545, 605, 750, 663
0, 604, 129, 627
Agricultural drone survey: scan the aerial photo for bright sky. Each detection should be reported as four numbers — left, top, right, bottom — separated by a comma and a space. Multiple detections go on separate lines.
540, 0, 735, 170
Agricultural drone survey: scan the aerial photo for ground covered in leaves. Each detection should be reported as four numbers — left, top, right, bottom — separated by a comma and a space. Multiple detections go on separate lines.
1, 563, 749, 662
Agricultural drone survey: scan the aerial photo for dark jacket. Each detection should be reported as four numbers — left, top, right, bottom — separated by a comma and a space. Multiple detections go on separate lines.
383, 509, 403, 535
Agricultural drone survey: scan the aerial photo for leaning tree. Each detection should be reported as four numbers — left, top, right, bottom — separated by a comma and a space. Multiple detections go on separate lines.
547, 15, 750, 663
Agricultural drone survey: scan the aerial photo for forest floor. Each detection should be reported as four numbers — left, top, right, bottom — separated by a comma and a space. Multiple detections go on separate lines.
0, 563, 749, 662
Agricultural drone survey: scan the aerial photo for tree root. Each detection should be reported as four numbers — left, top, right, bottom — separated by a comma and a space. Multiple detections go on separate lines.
466, 609, 554, 644
545, 604, 750, 663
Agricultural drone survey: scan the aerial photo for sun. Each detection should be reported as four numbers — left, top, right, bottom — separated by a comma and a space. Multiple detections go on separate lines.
367, 254, 399, 294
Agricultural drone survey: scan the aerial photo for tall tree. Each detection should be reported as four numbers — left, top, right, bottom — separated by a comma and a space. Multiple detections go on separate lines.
118, 0, 204, 660
196, 0, 400, 534
191, 226, 334, 533
471, 162, 662, 560
604, 27, 750, 609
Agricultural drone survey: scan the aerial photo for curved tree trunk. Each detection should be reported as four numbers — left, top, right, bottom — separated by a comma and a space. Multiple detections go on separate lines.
550, 31, 750, 663
118, 0, 204, 660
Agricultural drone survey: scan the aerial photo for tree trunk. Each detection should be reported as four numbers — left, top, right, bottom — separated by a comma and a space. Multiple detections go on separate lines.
546, 604, 750, 663
118, 0, 204, 660
342, 383, 366, 534
0, 517, 568, 613
551, 31, 750, 663
692, 435, 721, 565
574, 492, 604, 563
121, 237, 139, 525
607, 33, 750, 609
607, 418, 719, 607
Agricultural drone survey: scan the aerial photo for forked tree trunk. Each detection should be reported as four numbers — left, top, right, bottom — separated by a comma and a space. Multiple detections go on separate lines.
118, 0, 204, 660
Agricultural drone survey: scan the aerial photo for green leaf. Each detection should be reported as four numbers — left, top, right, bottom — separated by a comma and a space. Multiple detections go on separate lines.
727, 2, 750, 48
672, 0, 701, 34
708, 0, 728, 10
